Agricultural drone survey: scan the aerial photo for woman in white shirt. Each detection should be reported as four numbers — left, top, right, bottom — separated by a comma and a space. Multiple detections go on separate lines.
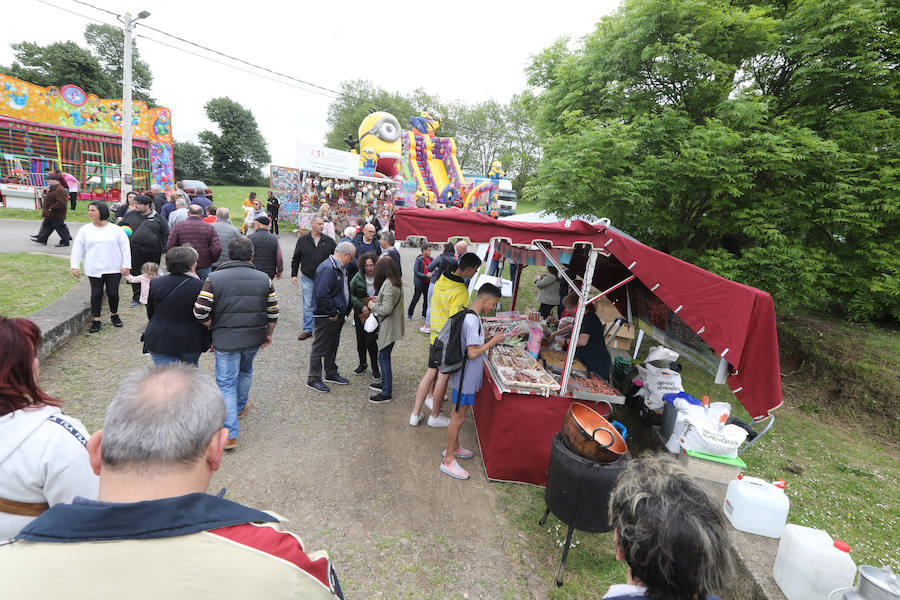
70, 202, 131, 333
0, 317, 98, 541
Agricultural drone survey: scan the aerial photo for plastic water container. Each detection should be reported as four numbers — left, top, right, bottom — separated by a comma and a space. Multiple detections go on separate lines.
724, 475, 790, 538
774, 524, 857, 600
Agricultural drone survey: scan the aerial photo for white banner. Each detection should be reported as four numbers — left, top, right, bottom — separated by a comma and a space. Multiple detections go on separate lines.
296, 143, 359, 179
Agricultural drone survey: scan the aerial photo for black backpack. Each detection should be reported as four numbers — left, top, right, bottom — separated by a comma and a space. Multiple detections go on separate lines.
433, 309, 480, 411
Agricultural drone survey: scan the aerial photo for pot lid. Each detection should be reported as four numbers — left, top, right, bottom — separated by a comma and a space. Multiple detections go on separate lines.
859, 566, 900, 595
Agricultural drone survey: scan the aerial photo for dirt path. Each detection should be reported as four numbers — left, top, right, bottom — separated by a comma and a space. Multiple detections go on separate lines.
38, 242, 543, 599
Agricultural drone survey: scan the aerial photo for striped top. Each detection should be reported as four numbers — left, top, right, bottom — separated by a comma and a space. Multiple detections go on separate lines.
193, 279, 279, 323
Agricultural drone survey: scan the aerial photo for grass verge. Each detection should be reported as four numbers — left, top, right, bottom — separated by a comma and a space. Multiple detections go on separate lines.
0, 253, 78, 317
0, 207, 90, 222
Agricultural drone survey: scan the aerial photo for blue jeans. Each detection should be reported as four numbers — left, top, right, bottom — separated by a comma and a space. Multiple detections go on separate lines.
150, 352, 201, 366
425, 281, 436, 326
377, 343, 395, 397
196, 266, 212, 281
488, 259, 500, 277
301, 275, 315, 334
214, 347, 259, 439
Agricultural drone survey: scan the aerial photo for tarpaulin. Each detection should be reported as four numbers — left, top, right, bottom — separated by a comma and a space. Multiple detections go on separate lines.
394, 208, 783, 419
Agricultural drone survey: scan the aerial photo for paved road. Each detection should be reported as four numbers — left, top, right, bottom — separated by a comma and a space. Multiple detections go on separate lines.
3, 218, 542, 599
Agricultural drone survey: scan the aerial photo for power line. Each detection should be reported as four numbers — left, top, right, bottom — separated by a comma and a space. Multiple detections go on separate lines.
69, 0, 119, 18
33, 0, 116, 27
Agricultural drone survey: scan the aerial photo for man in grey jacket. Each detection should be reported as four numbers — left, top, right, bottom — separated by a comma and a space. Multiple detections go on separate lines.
210, 208, 242, 269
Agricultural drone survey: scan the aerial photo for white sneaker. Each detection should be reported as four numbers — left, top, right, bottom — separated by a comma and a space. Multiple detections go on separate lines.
425, 396, 434, 411
428, 414, 451, 428
409, 411, 425, 426
419, 326, 430, 334
439, 459, 469, 480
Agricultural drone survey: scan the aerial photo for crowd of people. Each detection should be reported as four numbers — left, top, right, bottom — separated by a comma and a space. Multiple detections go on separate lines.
7, 183, 736, 598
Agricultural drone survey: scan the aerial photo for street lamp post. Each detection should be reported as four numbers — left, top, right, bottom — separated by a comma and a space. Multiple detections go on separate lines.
120, 10, 150, 197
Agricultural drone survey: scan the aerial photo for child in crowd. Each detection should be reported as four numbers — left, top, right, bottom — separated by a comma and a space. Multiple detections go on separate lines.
203, 205, 217, 223
440, 283, 506, 481
124, 262, 159, 306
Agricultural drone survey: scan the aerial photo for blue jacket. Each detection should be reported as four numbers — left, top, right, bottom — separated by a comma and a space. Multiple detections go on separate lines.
413, 254, 430, 289
351, 233, 381, 259
312, 256, 350, 317
428, 250, 457, 284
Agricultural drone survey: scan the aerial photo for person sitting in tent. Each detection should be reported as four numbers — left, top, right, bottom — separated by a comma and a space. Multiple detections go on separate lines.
559, 292, 613, 381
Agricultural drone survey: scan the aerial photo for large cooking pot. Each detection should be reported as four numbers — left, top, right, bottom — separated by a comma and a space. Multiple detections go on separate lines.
830, 566, 900, 600
561, 402, 628, 463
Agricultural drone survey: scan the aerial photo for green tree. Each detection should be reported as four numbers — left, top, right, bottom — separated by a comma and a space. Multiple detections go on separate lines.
2, 41, 115, 97
173, 140, 209, 182
1, 24, 156, 105
198, 97, 271, 185
525, 0, 899, 321
84, 24, 155, 105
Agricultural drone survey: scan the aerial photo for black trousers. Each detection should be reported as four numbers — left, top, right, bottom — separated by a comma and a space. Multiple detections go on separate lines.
34, 219, 71, 243
130, 250, 160, 301
353, 313, 378, 371
539, 303, 555, 318
308, 315, 344, 382
88, 273, 122, 317
69, 191, 78, 211
407, 284, 428, 318
268, 213, 279, 234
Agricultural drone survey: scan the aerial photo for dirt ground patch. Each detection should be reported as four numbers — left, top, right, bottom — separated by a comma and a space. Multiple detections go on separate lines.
37, 246, 546, 599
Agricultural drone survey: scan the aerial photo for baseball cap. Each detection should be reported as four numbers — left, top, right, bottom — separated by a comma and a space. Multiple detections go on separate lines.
255, 215, 271, 226
134, 194, 153, 205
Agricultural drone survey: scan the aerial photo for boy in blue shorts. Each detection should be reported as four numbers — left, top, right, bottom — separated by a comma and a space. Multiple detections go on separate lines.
440, 283, 505, 480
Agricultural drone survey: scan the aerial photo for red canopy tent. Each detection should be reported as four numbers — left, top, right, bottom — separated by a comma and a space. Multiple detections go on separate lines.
395, 207, 783, 420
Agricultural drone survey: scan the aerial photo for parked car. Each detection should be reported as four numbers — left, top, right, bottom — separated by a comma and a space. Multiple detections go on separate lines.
181, 179, 213, 201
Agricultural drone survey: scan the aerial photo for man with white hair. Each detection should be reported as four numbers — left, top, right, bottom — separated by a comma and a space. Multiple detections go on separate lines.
379, 230, 402, 276
307, 242, 356, 393
1, 365, 343, 598
210, 207, 241, 268
167, 196, 189, 229
291, 216, 336, 341
150, 184, 166, 213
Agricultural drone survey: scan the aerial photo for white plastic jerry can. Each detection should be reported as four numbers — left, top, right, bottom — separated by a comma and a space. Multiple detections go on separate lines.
723, 474, 790, 538
773, 524, 857, 600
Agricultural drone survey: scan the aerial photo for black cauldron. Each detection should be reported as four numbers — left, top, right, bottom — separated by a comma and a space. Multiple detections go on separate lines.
540, 432, 631, 586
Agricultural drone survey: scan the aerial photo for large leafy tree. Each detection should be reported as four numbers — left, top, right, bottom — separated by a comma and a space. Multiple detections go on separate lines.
198, 97, 271, 185
1, 24, 155, 105
525, 0, 899, 321
172, 140, 209, 182
84, 24, 155, 105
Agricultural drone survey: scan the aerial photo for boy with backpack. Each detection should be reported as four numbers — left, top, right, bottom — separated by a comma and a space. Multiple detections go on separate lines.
438, 283, 505, 480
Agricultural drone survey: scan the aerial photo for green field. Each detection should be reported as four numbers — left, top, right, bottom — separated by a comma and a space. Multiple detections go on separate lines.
0, 253, 78, 317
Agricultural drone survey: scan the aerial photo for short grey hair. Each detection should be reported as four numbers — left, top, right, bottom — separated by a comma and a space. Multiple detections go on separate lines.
216, 207, 231, 220
175, 197, 187, 208
382, 231, 395, 245
188, 204, 203, 216
229, 237, 254, 262
335, 241, 356, 258
343, 226, 356, 238
151, 185, 161, 193
166, 245, 198, 274
101, 365, 225, 472
311, 215, 324, 225
609, 454, 735, 599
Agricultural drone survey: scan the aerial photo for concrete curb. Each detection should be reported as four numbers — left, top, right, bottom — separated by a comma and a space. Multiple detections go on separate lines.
28, 278, 92, 361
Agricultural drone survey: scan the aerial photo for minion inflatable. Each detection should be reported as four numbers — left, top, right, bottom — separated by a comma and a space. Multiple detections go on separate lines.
361, 146, 377, 177
358, 111, 402, 177
409, 109, 441, 137
488, 160, 505, 181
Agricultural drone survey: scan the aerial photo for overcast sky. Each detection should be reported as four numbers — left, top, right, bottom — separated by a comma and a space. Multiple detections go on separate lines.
4, 0, 619, 167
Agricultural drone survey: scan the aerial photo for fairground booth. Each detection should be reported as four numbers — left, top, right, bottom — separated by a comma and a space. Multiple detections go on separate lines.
395, 207, 783, 487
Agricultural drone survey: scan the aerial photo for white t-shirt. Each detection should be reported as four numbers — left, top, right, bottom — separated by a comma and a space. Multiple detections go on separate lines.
70, 222, 131, 278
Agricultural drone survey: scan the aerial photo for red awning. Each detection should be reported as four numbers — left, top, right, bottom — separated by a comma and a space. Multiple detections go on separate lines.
394, 207, 783, 420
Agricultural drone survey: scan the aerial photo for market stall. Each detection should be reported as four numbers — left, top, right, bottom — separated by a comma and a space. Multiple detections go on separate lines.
394, 207, 783, 486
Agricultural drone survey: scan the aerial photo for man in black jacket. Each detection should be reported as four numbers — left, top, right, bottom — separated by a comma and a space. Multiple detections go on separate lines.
306, 241, 356, 393
290, 216, 336, 340
31, 175, 72, 247
248, 216, 283, 280
121, 195, 169, 306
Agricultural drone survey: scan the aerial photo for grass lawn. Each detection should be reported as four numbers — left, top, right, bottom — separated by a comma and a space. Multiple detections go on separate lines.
0, 207, 90, 222
0, 253, 78, 317
485, 262, 899, 597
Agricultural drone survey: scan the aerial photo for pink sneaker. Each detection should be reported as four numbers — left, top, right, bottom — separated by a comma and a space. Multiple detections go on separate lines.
442, 446, 474, 459
439, 459, 469, 480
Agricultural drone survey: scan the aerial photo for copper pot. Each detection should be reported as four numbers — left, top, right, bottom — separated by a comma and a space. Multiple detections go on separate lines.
561, 402, 627, 463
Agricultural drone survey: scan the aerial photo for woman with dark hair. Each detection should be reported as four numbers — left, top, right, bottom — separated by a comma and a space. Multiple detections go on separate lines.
349, 252, 380, 379
559, 291, 612, 381
70, 201, 131, 333
367, 256, 404, 404
0, 317, 98, 540
115, 190, 138, 222
606, 454, 734, 599
142, 245, 210, 366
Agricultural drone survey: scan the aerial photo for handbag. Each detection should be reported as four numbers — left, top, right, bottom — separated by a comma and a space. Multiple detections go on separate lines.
140, 277, 193, 342
364, 286, 401, 334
